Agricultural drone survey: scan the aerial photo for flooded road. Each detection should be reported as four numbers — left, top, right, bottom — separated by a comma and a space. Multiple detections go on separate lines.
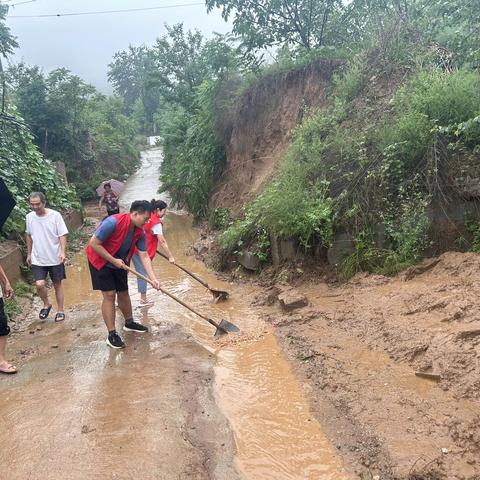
0, 148, 348, 479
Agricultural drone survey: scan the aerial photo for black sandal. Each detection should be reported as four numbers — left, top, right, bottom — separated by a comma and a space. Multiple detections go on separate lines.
39, 305, 52, 320
54, 312, 66, 322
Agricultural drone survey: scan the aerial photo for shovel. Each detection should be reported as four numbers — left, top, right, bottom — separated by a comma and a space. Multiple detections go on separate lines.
156, 250, 230, 302
125, 265, 239, 337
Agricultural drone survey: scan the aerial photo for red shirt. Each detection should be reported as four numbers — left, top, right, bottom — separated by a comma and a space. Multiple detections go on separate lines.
136, 212, 163, 260
86, 213, 143, 270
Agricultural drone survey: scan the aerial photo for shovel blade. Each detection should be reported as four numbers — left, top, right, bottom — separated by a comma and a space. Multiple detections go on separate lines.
211, 289, 230, 302
214, 319, 240, 337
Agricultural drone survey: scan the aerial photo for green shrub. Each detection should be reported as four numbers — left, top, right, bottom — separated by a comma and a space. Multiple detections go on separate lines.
379, 70, 480, 166
332, 56, 367, 103
3, 280, 34, 319
208, 207, 231, 231
0, 108, 79, 238
220, 112, 335, 255
159, 81, 226, 219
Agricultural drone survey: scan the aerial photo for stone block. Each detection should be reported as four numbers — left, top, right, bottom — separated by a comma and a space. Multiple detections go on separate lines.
327, 232, 355, 266
63, 209, 83, 232
279, 238, 297, 261
238, 250, 260, 271
0, 241, 24, 284
278, 289, 308, 311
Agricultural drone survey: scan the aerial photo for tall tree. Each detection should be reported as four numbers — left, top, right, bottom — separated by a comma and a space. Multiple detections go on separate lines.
0, 3, 18, 113
0, 4, 17, 58
108, 45, 160, 132
206, 0, 344, 51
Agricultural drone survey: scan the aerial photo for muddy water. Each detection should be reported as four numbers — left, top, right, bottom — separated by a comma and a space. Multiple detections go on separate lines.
4, 148, 348, 479
119, 148, 348, 479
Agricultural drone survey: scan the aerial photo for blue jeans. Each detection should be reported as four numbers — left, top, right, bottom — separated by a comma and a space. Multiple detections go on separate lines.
131, 254, 148, 294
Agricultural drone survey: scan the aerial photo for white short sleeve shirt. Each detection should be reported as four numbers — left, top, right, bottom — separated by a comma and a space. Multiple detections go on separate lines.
26, 209, 69, 266
151, 223, 163, 236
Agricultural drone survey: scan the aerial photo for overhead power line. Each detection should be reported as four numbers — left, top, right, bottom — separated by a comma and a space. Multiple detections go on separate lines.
7, 2, 205, 18
5, 0, 37, 5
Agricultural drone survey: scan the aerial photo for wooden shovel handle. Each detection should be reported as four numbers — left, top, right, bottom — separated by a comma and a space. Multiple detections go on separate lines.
124, 265, 222, 330
156, 250, 210, 289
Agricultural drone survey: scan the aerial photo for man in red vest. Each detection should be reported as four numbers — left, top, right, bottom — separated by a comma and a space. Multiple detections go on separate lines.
86, 200, 160, 349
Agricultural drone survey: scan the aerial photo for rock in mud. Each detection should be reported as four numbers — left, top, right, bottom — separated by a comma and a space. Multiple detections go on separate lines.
278, 289, 308, 311
193, 234, 212, 255
238, 251, 260, 271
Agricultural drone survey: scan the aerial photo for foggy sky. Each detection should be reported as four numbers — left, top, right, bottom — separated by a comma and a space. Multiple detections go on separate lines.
5, 0, 231, 93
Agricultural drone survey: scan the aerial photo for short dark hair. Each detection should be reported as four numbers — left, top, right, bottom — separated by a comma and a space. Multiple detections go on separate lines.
130, 200, 152, 214
151, 199, 167, 211
29, 192, 46, 204
104, 182, 111, 188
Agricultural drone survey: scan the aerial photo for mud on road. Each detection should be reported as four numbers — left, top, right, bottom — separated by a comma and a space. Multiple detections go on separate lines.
254, 253, 480, 479
1, 285, 238, 480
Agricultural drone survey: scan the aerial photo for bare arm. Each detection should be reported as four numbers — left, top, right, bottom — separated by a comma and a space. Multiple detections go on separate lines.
88, 236, 126, 269
157, 235, 175, 263
98, 195, 104, 208
26, 234, 33, 265
0, 265, 13, 299
59, 235, 67, 264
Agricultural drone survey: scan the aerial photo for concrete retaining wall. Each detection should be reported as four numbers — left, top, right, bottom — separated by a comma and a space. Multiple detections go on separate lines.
0, 241, 24, 285
63, 209, 83, 232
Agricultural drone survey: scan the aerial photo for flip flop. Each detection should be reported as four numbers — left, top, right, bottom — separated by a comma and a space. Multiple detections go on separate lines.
39, 305, 52, 320
54, 312, 66, 322
0, 362, 17, 374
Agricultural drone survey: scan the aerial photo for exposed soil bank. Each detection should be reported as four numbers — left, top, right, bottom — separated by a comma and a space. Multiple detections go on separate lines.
250, 254, 480, 479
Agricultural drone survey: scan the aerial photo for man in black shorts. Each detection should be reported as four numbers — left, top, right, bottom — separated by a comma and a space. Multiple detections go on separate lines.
86, 200, 160, 349
26, 192, 68, 322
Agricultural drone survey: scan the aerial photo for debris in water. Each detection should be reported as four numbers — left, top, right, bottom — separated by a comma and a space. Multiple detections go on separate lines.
415, 371, 441, 381
81, 425, 96, 434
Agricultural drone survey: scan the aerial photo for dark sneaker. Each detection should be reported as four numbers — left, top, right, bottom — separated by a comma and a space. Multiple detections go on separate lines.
106, 331, 126, 349
123, 320, 148, 333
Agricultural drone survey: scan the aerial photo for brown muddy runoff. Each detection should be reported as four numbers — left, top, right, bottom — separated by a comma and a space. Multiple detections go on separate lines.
0, 149, 348, 480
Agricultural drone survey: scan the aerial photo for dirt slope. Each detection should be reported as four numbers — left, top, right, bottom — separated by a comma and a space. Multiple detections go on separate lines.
252, 252, 480, 479
212, 60, 342, 214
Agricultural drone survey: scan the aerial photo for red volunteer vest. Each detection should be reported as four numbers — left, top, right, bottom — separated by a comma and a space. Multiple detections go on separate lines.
86, 213, 143, 270
136, 212, 162, 259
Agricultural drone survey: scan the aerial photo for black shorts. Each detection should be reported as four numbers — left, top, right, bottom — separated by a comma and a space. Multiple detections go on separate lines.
31, 264, 66, 283
0, 299, 10, 337
88, 261, 128, 292
107, 208, 120, 216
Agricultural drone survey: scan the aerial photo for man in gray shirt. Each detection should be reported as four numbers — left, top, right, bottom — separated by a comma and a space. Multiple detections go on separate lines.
26, 192, 68, 322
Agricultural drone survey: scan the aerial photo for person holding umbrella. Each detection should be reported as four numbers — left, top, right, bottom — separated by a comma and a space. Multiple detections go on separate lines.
98, 180, 123, 217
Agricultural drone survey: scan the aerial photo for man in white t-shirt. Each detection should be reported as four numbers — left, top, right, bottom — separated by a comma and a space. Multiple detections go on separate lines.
26, 192, 69, 322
